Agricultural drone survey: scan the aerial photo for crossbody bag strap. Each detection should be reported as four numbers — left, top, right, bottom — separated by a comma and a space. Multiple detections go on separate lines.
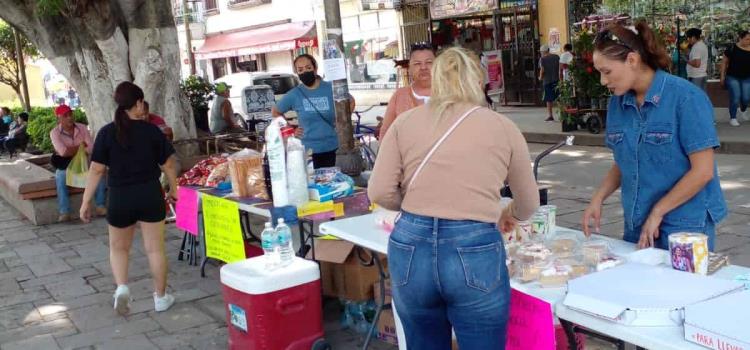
407, 106, 482, 191
297, 87, 335, 129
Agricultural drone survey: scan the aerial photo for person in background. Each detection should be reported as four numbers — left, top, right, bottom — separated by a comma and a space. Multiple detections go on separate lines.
81, 81, 178, 315
209, 82, 242, 134
50, 104, 106, 222
686, 28, 709, 92
582, 21, 727, 251
559, 43, 574, 81
720, 30, 750, 126
272, 54, 355, 169
0, 107, 11, 135
379, 42, 435, 139
2, 112, 29, 157
144, 101, 174, 141
539, 44, 560, 122
368, 47, 539, 349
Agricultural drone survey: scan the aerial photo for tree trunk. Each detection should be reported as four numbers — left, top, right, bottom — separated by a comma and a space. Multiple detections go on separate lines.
0, 0, 196, 146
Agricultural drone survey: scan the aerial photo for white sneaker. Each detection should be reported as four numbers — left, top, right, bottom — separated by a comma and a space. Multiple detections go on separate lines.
730, 118, 740, 127
113, 285, 131, 315
741, 109, 750, 121
154, 292, 175, 312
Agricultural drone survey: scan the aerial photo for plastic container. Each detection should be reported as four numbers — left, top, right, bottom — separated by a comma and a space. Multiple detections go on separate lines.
582, 239, 611, 266
260, 222, 279, 270
286, 136, 310, 207
265, 117, 290, 207
548, 233, 581, 258
276, 219, 294, 267
220, 256, 328, 350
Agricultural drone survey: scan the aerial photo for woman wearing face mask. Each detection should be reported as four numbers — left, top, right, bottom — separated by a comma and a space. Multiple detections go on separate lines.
272, 54, 355, 168
379, 42, 435, 139
581, 21, 727, 251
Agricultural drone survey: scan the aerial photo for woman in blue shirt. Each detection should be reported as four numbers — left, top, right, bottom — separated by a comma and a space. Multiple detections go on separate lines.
581, 21, 727, 250
272, 54, 355, 168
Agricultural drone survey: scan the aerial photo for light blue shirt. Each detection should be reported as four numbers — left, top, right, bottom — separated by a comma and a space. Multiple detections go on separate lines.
605, 70, 727, 250
276, 81, 338, 154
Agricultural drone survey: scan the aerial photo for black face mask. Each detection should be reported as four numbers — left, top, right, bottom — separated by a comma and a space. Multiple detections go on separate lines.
298, 71, 317, 87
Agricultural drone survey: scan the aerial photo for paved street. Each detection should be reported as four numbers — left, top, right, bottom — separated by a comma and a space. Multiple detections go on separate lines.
0, 143, 749, 349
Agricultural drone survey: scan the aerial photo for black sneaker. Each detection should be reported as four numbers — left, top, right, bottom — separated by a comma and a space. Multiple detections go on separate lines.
544, 116, 555, 122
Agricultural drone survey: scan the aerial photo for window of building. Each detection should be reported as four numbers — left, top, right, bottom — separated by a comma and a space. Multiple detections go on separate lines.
204, 0, 218, 14
212, 58, 228, 79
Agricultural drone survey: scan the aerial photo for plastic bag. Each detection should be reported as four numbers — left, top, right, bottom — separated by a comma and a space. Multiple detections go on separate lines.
65, 145, 88, 188
227, 148, 267, 199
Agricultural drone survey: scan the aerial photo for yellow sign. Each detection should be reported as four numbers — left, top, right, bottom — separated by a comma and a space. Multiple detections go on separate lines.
202, 195, 246, 264
333, 202, 345, 217
297, 201, 335, 217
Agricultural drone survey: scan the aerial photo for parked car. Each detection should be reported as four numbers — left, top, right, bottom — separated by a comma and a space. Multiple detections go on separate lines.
209, 71, 299, 130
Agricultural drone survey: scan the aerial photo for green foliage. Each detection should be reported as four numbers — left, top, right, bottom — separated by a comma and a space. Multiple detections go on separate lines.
35, 0, 65, 16
24, 107, 87, 153
0, 21, 40, 94
180, 75, 215, 112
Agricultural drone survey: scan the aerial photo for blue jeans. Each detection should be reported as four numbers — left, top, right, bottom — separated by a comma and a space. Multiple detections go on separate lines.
388, 211, 510, 350
55, 169, 106, 215
726, 75, 750, 119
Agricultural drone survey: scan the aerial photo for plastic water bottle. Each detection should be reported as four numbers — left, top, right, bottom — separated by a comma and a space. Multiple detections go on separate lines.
260, 222, 279, 270
276, 218, 294, 267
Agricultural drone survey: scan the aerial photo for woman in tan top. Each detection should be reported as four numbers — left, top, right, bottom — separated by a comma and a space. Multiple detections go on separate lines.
378, 42, 435, 139
368, 47, 538, 349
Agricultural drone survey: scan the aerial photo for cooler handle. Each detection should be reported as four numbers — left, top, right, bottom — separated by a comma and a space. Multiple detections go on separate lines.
276, 294, 306, 314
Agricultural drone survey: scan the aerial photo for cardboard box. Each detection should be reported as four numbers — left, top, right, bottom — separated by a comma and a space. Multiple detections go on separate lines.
373, 279, 392, 306
564, 263, 744, 326
307, 238, 385, 301
684, 290, 750, 350
376, 309, 398, 346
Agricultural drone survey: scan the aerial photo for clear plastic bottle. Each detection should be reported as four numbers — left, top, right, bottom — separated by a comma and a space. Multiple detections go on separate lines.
260, 222, 279, 270
276, 218, 294, 267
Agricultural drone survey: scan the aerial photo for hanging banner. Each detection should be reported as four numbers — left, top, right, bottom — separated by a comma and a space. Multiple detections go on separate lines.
483, 50, 505, 95
361, 0, 400, 10
429, 0, 498, 20
202, 195, 246, 264
505, 289, 556, 350
548, 27, 562, 54
175, 187, 200, 236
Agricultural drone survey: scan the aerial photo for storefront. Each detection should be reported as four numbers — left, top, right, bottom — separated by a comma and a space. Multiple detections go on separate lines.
340, 1, 403, 90
195, 20, 319, 80
426, 0, 542, 105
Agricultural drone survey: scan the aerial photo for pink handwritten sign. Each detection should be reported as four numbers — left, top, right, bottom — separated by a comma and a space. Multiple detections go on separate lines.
506, 289, 556, 350
175, 187, 200, 236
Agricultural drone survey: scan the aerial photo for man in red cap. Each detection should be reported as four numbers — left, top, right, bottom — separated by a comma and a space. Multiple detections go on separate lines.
50, 105, 106, 222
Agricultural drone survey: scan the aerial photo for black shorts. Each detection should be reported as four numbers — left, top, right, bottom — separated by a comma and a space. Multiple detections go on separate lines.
107, 180, 166, 228
312, 149, 337, 169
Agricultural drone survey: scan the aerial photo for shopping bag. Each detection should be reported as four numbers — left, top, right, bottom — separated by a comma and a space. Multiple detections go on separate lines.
65, 145, 89, 188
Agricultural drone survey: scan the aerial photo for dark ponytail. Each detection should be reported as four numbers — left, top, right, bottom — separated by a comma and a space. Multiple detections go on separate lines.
594, 20, 670, 71
634, 20, 670, 71
113, 81, 145, 147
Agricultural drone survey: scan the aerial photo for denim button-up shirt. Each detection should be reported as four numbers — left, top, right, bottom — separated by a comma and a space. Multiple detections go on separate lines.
605, 70, 727, 247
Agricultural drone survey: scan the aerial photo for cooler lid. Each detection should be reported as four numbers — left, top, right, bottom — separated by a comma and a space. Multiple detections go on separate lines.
685, 289, 750, 344
220, 256, 320, 295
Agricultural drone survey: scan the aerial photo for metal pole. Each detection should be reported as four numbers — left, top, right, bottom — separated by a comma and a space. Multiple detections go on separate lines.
13, 28, 30, 110
183, 0, 196, 76
322, 0, 362, 177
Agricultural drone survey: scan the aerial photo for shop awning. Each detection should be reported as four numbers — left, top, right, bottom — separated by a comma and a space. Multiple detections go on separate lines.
195, 21, 316, 60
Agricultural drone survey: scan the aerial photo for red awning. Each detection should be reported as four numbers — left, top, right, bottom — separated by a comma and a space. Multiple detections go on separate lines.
195, 21, 315, 60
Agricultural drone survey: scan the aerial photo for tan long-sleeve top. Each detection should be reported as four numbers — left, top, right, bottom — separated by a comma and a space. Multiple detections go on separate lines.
368, 103, 539, 225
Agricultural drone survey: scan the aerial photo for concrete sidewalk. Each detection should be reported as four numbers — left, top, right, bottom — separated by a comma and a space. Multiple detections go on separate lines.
499, 106, 750, 154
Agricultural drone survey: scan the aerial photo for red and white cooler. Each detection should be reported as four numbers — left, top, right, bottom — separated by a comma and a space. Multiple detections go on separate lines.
220, 256, 329, 350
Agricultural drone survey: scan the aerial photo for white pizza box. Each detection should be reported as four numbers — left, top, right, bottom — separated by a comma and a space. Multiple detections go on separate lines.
563, 263, 744, 326
684, 289, 750, 350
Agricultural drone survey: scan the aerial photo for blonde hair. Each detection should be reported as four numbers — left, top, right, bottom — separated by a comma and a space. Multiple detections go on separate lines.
429, 47, 486, 119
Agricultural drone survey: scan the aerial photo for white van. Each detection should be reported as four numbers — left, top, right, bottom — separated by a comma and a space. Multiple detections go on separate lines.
210, 71, 299, 129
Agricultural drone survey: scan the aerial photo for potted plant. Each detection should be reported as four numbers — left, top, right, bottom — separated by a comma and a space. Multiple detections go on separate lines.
180, 75, 215, 132
557, 79, 578, 132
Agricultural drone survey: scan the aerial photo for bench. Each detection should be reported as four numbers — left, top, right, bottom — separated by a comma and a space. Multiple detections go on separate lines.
0, 155, 84, 225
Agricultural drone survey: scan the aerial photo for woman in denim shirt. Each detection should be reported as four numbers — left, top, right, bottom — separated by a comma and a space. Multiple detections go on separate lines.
581, 21, 727, 250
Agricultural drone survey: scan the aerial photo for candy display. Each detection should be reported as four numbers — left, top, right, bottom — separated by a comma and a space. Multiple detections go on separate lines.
669, 233, 709, 275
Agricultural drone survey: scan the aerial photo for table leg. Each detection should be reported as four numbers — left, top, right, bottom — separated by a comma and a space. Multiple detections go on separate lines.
362, 248, 389, 350
178, 231, 188, 261
559, 319, 579, 350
